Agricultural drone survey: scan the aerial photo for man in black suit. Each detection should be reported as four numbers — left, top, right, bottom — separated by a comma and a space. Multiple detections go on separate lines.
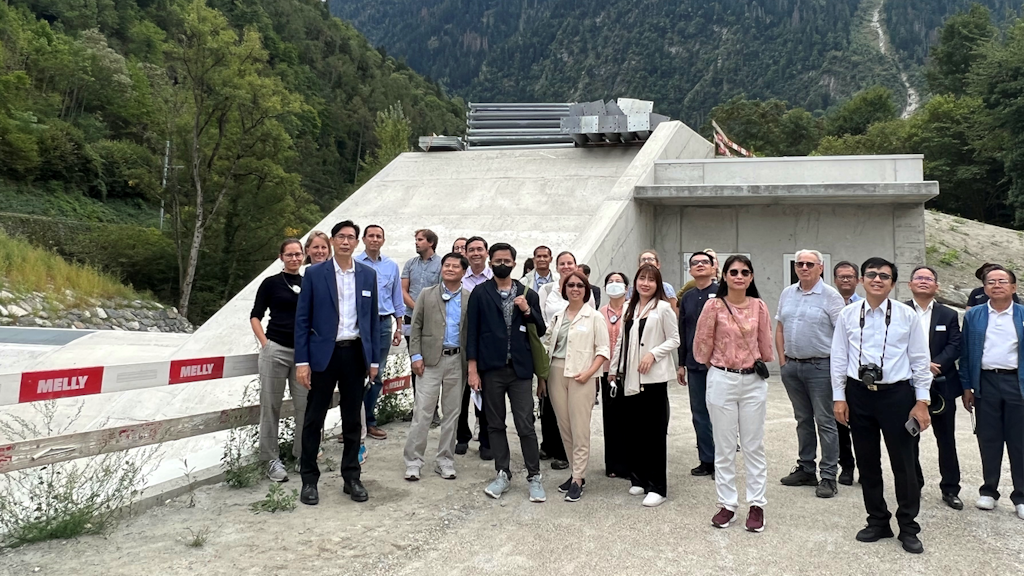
907, 265, 964, 510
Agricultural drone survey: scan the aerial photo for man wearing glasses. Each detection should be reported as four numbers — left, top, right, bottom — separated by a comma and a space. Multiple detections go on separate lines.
905, 266, 964, 510
676, 251, 719, 477
776, 250, 846, 498
831, 257, 932, 554
959, 265, 1024, 521
832, 261, 861, 484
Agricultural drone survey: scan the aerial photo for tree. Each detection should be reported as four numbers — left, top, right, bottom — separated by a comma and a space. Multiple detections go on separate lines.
925, 3, 997, 97
824, 86, 899, 138
705, 96, 822, 156
167, 0, 306, 316
356, 102, 411, 185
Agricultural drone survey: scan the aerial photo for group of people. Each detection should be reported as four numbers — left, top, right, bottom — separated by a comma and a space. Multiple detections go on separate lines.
250, 222, 1024, 554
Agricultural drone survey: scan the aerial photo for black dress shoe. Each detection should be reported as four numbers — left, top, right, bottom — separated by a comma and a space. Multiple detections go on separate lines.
343, 480, 369, 502
855, 525, 895, 542
300, 484, 319, 506
942, 493, 964, 510
551, 459, 570, 470
691, 462, 714, 476
479, 447, 493, 461
899, 533, 924, 554
455, 442, 468, 455
539, 449, 551, 460
838, 467, 854, 486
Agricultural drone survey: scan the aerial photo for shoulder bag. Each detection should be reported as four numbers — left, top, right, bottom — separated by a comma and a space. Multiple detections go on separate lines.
524, 287, 550, 380
720, 299, 770, 380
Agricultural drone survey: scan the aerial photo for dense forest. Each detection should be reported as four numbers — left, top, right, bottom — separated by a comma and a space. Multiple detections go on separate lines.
330, 0, 1015, 125
0, 0, 465, 320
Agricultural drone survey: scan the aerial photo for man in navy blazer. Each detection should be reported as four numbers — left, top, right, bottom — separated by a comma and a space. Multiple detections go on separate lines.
294, 220, 381, 505
959, 265, 1024, 520
905, 266, 964, 510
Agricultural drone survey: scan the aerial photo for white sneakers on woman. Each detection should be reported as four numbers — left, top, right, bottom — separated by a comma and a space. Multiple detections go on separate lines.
628, 486, 644, 496
642, 493, 667, 507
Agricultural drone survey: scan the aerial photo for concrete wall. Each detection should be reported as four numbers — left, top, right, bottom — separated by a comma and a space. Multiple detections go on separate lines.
654, 155, 925, 185
652, 203, 921, 317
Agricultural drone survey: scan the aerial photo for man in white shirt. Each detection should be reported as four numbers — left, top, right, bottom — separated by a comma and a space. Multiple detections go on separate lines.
832, 260, 861, 483
959, 265, 1024, 520
830, 257, 932, 554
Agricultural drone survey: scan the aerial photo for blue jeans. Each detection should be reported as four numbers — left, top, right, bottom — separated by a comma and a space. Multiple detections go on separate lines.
363, 316, 392, 427
781, 358, 838, 479
688, 368, 714, 464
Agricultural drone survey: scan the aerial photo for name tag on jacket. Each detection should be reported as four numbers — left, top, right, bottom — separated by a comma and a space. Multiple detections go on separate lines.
935, 325, 946, 332
362, 290, 371, 297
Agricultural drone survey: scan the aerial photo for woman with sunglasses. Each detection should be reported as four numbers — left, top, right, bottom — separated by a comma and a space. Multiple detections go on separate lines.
599, 272, 630, 478
540, 270, 610, 502
609, 264, 680, 507
251, 238, 309, 483
694, 255, 774, 532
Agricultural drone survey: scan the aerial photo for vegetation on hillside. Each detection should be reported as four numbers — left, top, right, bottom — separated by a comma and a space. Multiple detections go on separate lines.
0, 0, 464, 320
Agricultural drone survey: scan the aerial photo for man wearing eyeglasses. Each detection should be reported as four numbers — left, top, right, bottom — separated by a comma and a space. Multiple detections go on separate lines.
905, 266, 964, 510
959, 265, 1024, 521
676, 251, 719, 477
832, 261, 861, 485
830, 257, 932, 554
775, 249, 846, 498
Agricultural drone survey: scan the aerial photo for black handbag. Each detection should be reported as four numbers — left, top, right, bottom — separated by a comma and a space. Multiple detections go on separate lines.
721, 299, 770, 380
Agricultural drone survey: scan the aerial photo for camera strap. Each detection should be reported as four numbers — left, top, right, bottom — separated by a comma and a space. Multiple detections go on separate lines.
858, 300, 892, 370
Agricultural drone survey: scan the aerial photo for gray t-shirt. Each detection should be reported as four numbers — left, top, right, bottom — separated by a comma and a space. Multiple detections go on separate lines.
775, 278, 846, 359
553, 315, 571, 359
402, 253, 442, 314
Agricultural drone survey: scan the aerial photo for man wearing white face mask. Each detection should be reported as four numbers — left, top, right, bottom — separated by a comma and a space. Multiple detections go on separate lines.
677, 251, 719, 477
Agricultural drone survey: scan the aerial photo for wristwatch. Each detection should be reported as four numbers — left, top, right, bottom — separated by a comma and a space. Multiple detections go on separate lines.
918, 398, 931, 406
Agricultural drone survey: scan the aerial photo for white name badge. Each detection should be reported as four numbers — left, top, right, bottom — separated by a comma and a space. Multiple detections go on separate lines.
936, 325, 947, 332
576, 324, 589, 332
708, 294, 716, 298
519, 325, 527, 332
361, 290, 371, 297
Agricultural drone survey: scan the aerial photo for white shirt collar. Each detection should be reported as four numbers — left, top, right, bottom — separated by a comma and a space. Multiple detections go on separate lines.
988, 301, 1013, 316
333, 258, 355, 274
913, 299, 934, 313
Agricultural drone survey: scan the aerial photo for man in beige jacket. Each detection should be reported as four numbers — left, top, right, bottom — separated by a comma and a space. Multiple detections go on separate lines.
404, 253, 471, 481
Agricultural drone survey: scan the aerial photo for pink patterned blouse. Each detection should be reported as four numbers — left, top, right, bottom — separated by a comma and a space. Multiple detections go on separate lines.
693, 297, 775, 369
599, 303, 625, 374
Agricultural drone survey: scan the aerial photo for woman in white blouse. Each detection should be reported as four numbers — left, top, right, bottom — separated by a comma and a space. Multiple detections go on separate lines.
609, 264, 680, 507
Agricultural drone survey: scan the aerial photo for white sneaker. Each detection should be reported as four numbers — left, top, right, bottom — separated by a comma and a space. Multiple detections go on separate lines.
976, 496, 996, 510
267, 459, 288, 482
628, 486, 645, 496
1016, 503, 1024, 520
435, 463, 457, 480
642, 492, 666, 507
405, 466, 421, 481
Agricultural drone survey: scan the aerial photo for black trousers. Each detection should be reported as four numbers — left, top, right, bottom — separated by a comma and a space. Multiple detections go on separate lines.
914, 395, 961, 496
482, 366, 540, 477
300, 342, 366, 486
456, 380, 489, 448
977, 370, 1024, 505
623, 382, 669, 497
600, 373, 629, 477
540, 395, 567, 460
847, 380, 920, 536
838, 422, 856, 470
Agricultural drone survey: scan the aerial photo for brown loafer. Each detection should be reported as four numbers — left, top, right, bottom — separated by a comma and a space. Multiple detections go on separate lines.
367, 426, 388, 440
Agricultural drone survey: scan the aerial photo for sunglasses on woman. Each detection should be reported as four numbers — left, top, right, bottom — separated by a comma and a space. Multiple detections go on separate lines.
728, 269, 752, 277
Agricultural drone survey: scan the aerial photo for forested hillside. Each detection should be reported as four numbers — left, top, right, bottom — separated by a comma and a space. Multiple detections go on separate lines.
330, 0, 1015, 125
0, 0, 464, 321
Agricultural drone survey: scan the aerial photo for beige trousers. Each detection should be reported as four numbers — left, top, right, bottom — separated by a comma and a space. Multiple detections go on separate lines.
547, 358, 595, 479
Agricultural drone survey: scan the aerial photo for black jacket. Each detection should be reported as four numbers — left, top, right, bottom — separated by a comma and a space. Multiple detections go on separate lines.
904, 299, 962, 399
467, 279, 546, 379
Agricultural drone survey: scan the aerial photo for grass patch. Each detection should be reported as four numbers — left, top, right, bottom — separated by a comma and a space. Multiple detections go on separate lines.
939, 249, 961, 266
0, 231, 140, 302
186, 526, 212, 547
249, 483, 298, 514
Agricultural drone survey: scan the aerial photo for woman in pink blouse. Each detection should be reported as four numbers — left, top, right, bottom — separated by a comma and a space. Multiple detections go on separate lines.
599, 272, 629, 478
694, 255, 774, 533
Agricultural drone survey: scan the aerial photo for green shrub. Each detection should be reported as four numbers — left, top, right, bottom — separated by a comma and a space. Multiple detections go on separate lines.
249, 483, 298, 514
35, 120, 101, 193
0, 115, 40, 179
93, 139, 160, 201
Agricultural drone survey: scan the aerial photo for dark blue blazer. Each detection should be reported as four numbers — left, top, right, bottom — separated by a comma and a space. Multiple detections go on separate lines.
904, 300, 962, 399
959, 302, 1024, 398
466, 279, 545, 380
294, 259, 381, 372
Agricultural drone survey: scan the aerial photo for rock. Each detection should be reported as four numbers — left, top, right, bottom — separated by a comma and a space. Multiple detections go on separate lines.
73, 322, 87, 329
0, 305, 7, 317
82, 310, 91, 319
125, 321, 140, 330
937, 286, 968, 308
0, 290, 13, 300
39, 320, 53, 328
7, 305, 29, 317
166, 308, 179, 319
123, 311, 138, 322
37, 311, 49, 319
95, 307, 108, 319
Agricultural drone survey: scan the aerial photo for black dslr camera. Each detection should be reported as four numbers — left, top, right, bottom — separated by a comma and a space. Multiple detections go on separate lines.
859, 363, 883, 387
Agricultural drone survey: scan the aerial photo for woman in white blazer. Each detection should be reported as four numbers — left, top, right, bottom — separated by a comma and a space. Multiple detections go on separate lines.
609, 263, 681, 507
540, 270, 610, 502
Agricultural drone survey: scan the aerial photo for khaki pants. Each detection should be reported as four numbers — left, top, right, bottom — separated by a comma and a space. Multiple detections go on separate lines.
258, 340, 307, 461
403, 352, 464, 469
547, 358, 595, 479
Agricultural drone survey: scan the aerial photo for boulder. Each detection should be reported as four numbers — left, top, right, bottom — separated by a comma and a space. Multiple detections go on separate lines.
7, 304, 29, 317
95, 307, 108, 319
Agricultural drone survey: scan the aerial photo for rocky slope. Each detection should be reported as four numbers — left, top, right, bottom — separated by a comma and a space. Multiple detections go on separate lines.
926, 210, 1024, 307
0, 286, 193, 333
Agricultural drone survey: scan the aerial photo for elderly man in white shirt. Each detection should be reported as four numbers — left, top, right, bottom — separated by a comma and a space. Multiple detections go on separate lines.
830, 257, 932, 555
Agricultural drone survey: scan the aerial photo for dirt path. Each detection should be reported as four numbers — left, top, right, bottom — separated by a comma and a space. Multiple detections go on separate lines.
869, 0, 919, 118
2, 380, 1022, 575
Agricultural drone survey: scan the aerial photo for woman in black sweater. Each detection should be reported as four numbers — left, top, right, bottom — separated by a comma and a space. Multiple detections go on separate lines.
250, 238, 307, 482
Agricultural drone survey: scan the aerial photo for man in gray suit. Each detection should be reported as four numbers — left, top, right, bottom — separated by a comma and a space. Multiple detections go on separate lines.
404, 252, 471, 480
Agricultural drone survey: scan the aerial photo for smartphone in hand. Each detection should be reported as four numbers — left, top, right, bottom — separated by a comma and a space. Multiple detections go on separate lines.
905, 417, 921, 437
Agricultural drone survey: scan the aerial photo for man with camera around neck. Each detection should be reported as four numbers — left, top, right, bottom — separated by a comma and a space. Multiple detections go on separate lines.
830, 257, 932, 554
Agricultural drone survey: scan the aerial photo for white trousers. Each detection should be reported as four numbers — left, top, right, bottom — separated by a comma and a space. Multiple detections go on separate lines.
707, 367, 768, 511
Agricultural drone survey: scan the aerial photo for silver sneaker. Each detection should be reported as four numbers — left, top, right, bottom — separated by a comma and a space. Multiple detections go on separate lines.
405, 466, 421, 481
528, 474, 546, 503
485, 471, 511, 499
267, 459, 288, 482
435, 463, 457, 480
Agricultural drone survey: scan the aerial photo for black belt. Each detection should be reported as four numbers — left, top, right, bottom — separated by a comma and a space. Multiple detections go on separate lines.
983, 368, 1018, 375
786, 356, 829, 363
442, 347, 461, 356
335, 339, 360, 348
714, 365, 756, 375
847, 377, 909, 392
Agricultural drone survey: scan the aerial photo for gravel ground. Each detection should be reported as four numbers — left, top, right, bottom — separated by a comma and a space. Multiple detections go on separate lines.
2, 378, 1021, 576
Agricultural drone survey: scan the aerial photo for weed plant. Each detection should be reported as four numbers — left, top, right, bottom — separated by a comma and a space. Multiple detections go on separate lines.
249, 483, 298, 514
222, 379, 263, 488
